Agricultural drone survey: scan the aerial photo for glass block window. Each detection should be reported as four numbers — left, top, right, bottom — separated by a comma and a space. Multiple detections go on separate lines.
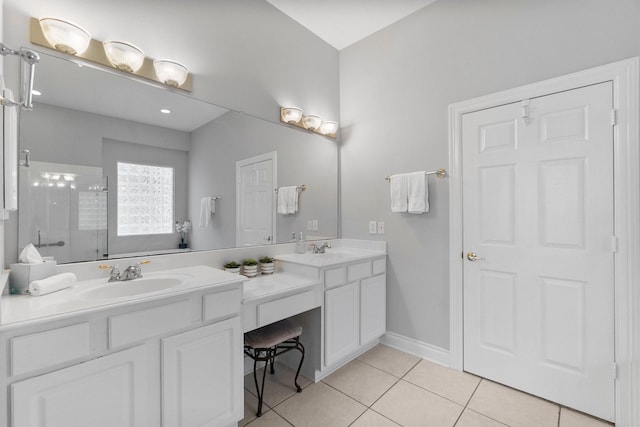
117, 162, 174, 236
78, 191, 107, 231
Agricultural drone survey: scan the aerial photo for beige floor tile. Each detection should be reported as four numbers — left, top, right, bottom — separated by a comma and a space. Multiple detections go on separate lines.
404, 359, 481, 405
357, 344, 420, 378
468, 380, 559, 427
244, 361, 313, 407
372, 380, 463, 427
455, 409, 508, 427
244, 409, 291, 427
322, 359, 398, 406
274, 381, 366, 427
351, 410, 401, 427
559, 407, 613, 427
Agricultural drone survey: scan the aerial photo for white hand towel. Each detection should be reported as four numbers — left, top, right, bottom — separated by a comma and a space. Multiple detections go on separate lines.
199, 197, 212, 227
408, 171, 429, 214
277, 186, 298, 214
390, 174, 408, 213
29, 272, 77, 296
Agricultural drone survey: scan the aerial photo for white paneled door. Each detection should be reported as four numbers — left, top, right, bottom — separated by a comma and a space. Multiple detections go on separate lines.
462, 82, 615, 421
237, 153, 274, 247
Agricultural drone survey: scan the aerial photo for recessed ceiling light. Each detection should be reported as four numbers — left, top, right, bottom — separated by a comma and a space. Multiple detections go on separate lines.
160, 108, 172, 114
32, 89, 42, 96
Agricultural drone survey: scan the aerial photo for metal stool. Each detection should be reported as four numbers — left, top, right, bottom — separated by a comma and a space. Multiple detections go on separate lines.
244, 319, 305, 417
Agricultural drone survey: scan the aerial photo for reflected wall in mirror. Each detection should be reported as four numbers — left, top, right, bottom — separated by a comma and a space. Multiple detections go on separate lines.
10, 51, 338, 263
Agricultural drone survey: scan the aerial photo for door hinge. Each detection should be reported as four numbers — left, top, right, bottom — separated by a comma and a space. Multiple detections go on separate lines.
613, 362, 618, 380
611, 236, 618, 253
611, 109, 617, 126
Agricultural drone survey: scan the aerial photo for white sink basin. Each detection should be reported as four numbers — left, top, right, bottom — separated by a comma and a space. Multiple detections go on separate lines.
78, 273, 193, 300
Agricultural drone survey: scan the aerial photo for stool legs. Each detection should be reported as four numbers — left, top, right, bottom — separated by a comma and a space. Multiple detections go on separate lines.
244, 337, 305, 417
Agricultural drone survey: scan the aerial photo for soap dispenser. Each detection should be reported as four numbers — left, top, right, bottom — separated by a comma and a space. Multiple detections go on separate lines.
296, 232, 306, 254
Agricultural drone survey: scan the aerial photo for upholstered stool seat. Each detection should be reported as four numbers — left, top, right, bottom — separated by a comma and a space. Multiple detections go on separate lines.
244, 319, 305, 417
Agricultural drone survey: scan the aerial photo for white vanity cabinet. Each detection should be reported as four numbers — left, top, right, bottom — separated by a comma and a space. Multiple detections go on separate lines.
323, 257, 386, 369
1, 275, 244, 427
12, 345, 149, 427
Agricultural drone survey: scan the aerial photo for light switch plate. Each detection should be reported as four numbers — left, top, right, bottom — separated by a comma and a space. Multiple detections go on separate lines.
369, 221, 377, 234
307, 220, 313, 230
312, 219, 318, 231
377, 221, 385, 234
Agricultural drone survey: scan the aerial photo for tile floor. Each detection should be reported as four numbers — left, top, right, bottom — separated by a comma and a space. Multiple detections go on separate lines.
241, 344, 614, 427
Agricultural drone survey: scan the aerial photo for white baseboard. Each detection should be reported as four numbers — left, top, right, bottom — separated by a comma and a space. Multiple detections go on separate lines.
381, 331, 450, 367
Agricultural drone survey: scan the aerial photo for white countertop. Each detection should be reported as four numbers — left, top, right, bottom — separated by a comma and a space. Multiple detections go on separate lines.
242, 273, 320, 303
275, 248, 386, 267
0, 265, 246, 328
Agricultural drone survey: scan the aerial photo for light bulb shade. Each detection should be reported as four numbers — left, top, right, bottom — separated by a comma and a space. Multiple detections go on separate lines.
39, 18, 91, 55
153, 60, 189, 87
281, 107, 303, 124
302, 115, 322, 131
103, 40, 145, 73
319, 121, 339, 135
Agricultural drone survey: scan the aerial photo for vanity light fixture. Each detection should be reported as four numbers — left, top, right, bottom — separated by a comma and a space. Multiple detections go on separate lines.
279, 106, 339, 139
281, 107, 303, 124
30, 17, 193, 91
153, 60, 189, 88
39, 18, 91, 56
103, 41, 145, 73
302, 115, 322, 131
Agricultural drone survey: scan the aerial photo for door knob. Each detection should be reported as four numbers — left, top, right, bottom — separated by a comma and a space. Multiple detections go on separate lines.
466, 252, 485, 261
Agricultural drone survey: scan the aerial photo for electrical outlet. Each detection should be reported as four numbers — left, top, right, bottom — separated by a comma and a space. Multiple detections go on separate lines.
307, 220, 313, 230
369, 220, 377, 234
312, 219, 318, 231
377, 221, 385, 235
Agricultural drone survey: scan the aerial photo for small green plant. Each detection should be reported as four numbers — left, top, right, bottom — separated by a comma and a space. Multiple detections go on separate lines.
259, 256, 274, 264
243, 258, 258, 266
224, 261, 240, 268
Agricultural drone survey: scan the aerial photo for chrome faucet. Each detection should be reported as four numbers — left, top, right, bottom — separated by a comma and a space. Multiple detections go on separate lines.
310, 242, 331, 254
99, 260, 150, 282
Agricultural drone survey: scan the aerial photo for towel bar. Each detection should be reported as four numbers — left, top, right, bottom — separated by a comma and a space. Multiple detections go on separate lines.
385, 168, 446, 181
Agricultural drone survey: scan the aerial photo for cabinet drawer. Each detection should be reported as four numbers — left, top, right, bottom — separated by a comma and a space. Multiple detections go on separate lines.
203, 288, 242, 322
257, 290, 317, 327
347, 261, 371, 282
11, 323, 91, 376
325, 266, 346, 289
372, 258, 386, 275
109, 300, 191, 348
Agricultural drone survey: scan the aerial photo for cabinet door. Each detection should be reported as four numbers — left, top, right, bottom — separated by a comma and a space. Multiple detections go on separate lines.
325, 282, 360, 366
162, 316, 243, 427
360, 274, 386, 345
11, 346, 148, 427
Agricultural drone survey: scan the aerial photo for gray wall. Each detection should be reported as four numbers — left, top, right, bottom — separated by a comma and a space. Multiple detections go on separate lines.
340, 0, 640, 349
189, 111, 338, 251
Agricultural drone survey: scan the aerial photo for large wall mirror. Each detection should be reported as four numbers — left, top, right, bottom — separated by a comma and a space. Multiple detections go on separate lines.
7, 51, 338, 264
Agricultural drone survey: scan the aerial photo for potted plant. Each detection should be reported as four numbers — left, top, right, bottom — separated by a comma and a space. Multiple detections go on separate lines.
175, 220, 192, 249
242, 258, 259, 277
223, 261, 241, 274
259, 256, 275, 275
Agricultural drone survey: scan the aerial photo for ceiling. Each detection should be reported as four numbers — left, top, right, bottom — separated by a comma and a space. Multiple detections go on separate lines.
265, 0, 440, 50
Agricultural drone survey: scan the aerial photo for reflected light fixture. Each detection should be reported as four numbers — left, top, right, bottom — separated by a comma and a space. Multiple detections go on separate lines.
153, 60, 189, 87
281, 107, 303, 123
302, 115, 322, 131
39, 18, 91, 55
103, 41, 145, 73
160, 108, 172, 114
31, 89, 42, 96
279, 106, 339, 139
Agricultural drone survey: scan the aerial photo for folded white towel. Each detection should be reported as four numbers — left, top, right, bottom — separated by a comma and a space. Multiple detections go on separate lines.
29, 272, 77, 297
408, 171, 429, 214
390, 174, 408, 213
277, 186, 298, 214
199, 197, 213, 227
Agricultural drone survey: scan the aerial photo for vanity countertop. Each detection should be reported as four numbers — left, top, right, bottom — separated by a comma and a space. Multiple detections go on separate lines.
0, 265, 246, 329
275, 247, 386, 268
242, 272, 320, 303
